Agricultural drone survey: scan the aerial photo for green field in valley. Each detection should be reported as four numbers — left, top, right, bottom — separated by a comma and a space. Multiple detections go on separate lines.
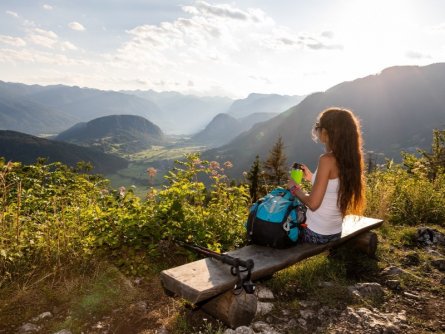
105, 143, 208, 197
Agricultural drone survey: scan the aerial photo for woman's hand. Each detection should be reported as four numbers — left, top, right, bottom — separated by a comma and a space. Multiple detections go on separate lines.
300, 163, 313, 181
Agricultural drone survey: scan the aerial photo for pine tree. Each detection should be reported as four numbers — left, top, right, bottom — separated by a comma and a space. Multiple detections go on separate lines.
420, 129, 445, 180
246, 155, 261, 202
263, 135, 288, 186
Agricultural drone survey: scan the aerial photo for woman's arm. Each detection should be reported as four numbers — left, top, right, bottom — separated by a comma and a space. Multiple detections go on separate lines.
288, 155, 334, 211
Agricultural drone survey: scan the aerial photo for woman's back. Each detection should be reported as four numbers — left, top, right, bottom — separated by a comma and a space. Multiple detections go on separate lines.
306, 171, 342, 235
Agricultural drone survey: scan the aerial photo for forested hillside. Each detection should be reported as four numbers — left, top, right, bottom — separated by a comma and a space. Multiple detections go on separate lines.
0, 130, 128, 174
205, 63, 445, 178
56, 115, 166, 154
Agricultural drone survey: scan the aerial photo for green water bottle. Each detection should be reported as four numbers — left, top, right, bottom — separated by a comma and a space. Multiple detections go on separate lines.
290, 162, 303, 184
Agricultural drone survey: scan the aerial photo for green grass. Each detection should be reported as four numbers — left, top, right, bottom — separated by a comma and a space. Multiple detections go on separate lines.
265, 254, 351, 305
129, 145, 207, 162
69, 266, 137, 319
0, 261, 140, 333
105, 144, 208, 197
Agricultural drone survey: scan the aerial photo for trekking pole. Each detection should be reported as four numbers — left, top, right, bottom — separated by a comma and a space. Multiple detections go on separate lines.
175, 240, 255, 294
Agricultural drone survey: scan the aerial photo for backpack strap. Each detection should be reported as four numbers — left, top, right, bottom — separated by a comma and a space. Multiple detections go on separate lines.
246, 198, 263, 243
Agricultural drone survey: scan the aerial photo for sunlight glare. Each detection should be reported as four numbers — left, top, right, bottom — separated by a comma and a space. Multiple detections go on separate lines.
331, 0, 419, 72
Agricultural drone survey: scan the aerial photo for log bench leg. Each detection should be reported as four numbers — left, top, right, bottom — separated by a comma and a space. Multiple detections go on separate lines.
348, 231, 378, 257
330, 231, 378, 258
200, 290, 258, 328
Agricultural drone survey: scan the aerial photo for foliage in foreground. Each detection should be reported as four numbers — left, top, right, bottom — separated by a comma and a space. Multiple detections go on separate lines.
0, 154, 248, 281
0, 130, 443, 283
366, 129, 445, 225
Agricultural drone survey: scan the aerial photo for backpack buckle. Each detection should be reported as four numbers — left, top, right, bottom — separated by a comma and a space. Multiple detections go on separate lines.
283, 221, 290, 231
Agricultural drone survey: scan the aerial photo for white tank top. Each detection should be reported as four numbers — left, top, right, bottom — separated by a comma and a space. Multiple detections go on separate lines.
306, 170, 343, 235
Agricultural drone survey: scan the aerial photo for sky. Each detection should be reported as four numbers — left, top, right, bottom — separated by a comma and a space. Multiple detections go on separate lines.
0, 0, 444, 98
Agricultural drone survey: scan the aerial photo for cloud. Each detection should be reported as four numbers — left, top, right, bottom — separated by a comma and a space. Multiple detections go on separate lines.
122, 1, 273, 60
321, 31, 334, 39
43, 4, 53, 10
27, 28, 58, 48
60, 41, 77, 51
22, 27, 78, 52
106, 1, 345, 95
405, 50, 431, 59
430, 22, 445, 33
68, 21, 86, 31
182, 1, 269, 23
248, 75, 272, 84
303, 39, 343, 50
6, 10, 19, 18
0, 35, 26, 47
261, 29, 343, 51
0, 47, 91, 66
188, 1, 248, 20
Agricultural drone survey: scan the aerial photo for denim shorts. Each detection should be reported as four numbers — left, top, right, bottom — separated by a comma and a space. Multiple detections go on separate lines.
301, 228, 341, 244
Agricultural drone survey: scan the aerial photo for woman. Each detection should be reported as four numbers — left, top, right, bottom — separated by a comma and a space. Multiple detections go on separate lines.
288, 107, 366, 244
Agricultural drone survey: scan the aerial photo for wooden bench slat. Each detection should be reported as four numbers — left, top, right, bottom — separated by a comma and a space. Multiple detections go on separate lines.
160, 215, 383, 304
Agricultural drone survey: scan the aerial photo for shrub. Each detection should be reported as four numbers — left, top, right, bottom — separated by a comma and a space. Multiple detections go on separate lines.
365, 130, 445, 227
0, 154, 250, 280
152, 154, 249, 252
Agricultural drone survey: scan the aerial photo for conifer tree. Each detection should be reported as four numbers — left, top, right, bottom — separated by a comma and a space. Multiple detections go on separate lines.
263, 135, 288, 186
246, 155, 261, 202
420, 129, 445, 180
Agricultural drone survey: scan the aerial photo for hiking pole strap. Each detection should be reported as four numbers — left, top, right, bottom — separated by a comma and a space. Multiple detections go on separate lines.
175, 240, 256, 294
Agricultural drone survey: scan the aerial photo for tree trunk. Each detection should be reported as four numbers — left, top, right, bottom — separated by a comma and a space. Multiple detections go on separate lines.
201, 290, 258, 328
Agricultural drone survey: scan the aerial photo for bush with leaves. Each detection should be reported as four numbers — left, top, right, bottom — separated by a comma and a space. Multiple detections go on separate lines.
366, 130, 445, 226
0, 154, 251, 279
0, 160, 107, 278
151, 154, 249, 252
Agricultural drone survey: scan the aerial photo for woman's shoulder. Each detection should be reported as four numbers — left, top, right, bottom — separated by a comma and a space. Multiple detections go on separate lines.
319, 152, 336, 164
318, 153, 339, 178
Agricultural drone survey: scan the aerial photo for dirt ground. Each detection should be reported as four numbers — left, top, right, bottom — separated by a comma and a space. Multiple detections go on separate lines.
2, 233, 444, 334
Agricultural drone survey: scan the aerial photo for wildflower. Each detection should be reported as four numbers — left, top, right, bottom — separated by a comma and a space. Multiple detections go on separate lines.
210, 161, 220, 169
146, 187, 157, 200
192, 158, 202, 165
119, 186, 126, 198
223, 161, 233, 169
100, 189, 109, 197
146, 167, 157, 178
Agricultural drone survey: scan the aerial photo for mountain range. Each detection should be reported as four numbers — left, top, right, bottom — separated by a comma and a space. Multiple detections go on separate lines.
226, 93, 304, 118
204, 63, 445, 178
122, 90, 233, 134
0, 82, 162, 136
1, 63, 444, 181
0, 81, 300, 136
190, 112, 278, 147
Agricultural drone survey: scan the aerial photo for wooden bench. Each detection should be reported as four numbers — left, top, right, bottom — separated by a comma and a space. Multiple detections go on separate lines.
160, 215, 383, 328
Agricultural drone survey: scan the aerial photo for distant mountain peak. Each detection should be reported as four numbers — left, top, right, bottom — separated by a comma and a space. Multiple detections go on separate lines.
56, 114, 165, 154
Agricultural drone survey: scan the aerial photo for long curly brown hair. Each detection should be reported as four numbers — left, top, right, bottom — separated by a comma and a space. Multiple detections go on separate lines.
316, 108, 366, 216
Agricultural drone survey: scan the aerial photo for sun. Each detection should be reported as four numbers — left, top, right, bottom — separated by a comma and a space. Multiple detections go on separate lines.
326, 0, 421, 77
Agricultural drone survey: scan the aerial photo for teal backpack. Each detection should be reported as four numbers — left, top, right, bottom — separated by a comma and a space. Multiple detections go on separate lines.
245, 187, 307, 248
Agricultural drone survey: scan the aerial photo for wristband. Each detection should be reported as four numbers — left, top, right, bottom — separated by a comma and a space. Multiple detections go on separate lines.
290, 184, 301, 195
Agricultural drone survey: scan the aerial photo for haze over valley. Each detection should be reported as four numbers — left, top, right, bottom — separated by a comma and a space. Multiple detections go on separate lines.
1, 63, 444, 191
